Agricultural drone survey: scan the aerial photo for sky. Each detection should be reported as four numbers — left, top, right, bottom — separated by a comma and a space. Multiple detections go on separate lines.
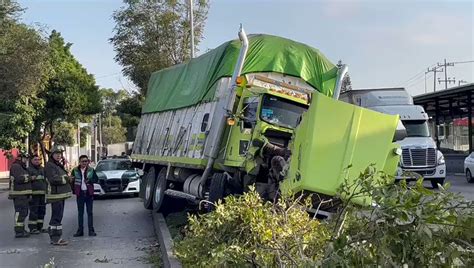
18, 0, 474, 96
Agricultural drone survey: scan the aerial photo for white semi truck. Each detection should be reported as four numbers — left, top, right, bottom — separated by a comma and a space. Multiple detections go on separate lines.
340, 88, 446, 188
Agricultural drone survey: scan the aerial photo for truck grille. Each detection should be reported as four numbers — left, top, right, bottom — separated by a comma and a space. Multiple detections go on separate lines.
401, 148, 436, 167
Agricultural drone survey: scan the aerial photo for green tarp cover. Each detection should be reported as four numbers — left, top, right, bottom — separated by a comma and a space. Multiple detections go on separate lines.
143, 34, 338, 114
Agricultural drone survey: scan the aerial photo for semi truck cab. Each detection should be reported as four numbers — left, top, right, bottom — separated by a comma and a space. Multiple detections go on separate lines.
340, 88, 446, 188
371, 105, 446, 188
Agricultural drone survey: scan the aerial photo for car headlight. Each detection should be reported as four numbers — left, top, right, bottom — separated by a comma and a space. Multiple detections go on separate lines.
437, 153, 445, 165
128, 175, 139, 181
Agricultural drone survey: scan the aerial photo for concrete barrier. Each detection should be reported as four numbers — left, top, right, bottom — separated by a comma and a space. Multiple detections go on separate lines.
152, 212, 182, 268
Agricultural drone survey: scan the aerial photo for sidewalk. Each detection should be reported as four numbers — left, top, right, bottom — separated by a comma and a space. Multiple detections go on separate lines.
0, 178, 9, 191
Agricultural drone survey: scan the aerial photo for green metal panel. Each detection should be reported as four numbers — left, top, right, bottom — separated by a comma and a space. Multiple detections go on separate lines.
280, 92, 400, 205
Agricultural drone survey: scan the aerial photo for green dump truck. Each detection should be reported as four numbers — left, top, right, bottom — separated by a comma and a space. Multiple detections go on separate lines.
132, 27, 402, 212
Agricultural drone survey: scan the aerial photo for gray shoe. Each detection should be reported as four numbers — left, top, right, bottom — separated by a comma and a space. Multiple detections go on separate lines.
15, 232, 30, 238
30, 229, 40, 235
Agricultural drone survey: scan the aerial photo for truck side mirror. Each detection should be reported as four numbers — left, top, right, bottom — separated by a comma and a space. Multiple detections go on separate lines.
393, 120, 407, 142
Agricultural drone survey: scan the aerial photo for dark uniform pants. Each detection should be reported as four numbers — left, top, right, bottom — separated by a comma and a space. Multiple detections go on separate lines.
13, 196, 29, 234
49, 200, 65, 242
29, 195, 46, 230
77, 191, 94, 231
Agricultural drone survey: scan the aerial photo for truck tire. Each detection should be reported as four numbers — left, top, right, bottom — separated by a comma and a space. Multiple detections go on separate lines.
208, 173, 227, 211
153, 168, 170, 212
466, 169, 473, 183
143, 167, 157, 210
430, 178, 445, 189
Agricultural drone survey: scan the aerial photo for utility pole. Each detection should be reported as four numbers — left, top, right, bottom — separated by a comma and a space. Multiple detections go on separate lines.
77, 121, 81, 160
438, 77, 456, 87
189, 0, 195, 58
93, 115, 97, 163
437, 59, 455, 90
458, 80, 468, 86
427, 66, 443, 92
98, 114, 102, 158
424, 71, 428, 93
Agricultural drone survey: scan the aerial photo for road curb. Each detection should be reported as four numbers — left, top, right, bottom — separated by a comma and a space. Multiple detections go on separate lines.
152, 212, 182, 268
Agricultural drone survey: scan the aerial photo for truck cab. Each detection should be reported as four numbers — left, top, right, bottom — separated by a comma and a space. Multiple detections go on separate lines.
340, 88, 446, 188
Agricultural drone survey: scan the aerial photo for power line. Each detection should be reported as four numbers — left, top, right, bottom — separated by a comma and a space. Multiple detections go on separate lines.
95, 72, 121, 79
452, 60, 474, 64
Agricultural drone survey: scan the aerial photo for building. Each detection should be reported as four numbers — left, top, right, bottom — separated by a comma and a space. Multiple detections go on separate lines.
0, 149, 18, 179
414, 83, 474, 173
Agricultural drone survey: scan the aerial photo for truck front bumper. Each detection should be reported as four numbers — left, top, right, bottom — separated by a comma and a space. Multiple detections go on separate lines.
395, 164, 446, 180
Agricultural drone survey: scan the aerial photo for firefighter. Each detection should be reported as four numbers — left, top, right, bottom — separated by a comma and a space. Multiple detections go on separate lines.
9, 151, 32, 238
28, 154, 47, 234
44, 145, 72, 246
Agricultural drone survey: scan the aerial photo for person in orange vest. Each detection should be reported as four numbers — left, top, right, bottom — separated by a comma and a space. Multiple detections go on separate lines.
9, 151, 32, 238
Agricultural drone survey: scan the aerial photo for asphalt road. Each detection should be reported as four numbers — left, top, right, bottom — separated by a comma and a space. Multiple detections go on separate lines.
0, 193, 156, 267
424, 175, 474, 201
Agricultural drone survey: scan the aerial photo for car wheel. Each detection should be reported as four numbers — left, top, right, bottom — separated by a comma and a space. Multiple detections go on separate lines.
143, 167, 157, 210
207, 173, 228, 212
153, 168, 169, 212
431, 178, 445, 189
467, 169, 474, 183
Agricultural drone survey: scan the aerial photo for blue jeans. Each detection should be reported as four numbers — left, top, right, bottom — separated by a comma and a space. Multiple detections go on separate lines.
76, 191, 93, 231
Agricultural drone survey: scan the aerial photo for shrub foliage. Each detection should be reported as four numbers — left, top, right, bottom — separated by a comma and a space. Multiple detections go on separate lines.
175, 167, 474, 267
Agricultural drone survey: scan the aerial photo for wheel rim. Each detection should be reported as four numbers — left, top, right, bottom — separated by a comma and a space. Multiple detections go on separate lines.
154, 176, 163, 206
145, 177, 152, 200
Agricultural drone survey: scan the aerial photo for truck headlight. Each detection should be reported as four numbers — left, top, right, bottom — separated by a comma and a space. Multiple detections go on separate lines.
437, 153, 445, 165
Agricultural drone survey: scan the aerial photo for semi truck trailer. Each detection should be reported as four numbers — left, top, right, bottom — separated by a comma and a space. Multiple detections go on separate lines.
132, 27, 403, 212
340, 88, 446, 188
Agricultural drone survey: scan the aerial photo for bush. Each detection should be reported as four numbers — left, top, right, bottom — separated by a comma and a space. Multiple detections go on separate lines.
325, 167, 474, 267
175, 167, 474, 267
174, 188, 330, 267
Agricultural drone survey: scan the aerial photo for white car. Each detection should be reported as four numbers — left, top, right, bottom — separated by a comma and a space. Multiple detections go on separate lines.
464, 152, 474, 183
94, 158, 140, 196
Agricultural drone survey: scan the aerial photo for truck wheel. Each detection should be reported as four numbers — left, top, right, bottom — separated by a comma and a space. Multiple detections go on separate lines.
208, 173, 227, 211
466, 169, 473, 183
431, 178, 445, 189
153, 168, 169, 212
143, 167, 157, 210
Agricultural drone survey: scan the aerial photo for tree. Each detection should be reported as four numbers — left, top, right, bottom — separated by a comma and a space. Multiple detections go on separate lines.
53, 122, 76, 146
79, 126, 91, 147
116, 93, 143, 140
36, 30, 101, 151
0, 0, 50, 151
110, 0, 209, 94
0, 0, 23, 22
102, 116, 127, 145
337, 60, 352, 93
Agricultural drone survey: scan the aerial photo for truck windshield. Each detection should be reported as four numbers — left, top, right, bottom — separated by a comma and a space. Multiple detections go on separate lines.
260, 95, 308, 129
403, 120, 430, 137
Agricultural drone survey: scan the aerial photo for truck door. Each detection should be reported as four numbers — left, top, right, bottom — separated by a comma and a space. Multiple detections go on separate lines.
224, 96, 259, 166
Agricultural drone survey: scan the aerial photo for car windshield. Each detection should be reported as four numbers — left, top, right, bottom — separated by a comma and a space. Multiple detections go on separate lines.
96, 160, 132, 171
403, 120, 430, 137
260, 95, 308, 129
